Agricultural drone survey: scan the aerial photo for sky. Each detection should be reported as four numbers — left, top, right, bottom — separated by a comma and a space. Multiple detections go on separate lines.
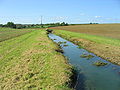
0, 0, 120, 24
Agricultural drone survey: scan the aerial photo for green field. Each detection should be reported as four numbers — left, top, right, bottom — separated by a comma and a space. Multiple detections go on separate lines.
0, 28, 72, 90
0, 28, 33, 42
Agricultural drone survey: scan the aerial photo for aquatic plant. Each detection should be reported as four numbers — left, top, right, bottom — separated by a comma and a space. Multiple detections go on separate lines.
63, 44, 68, 47
77, 46, 82, 49
58, 41, 64, 44
93, 61, 108, 66
64, 41, 67, 43
80, 54, 94, 59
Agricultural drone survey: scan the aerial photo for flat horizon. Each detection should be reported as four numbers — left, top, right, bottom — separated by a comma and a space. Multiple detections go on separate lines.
0, 0, 120, 24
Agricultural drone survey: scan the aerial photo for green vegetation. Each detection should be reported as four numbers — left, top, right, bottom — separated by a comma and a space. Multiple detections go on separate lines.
53, 39, 57, 40
50, 24, 120, 39
45, 22, 69, 27
54, 30, 120, 47
63, 45, 68, 47
0, 28, 72, 90
0, 28, 32, 42
80, 54, 94, 59
6, 22, 16, 28
53, 29, 120, 65
57, 41, 67, 45
1, 22, 26, 29
93, 61, 108, 66
58, 41, 65, 44
63, 41, 67, 43
0, 22, 69, 29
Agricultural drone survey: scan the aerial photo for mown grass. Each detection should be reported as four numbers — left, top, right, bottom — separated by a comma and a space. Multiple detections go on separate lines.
54, 30, 120, 47
0, 29, 72, 90
0, 27, 32, 42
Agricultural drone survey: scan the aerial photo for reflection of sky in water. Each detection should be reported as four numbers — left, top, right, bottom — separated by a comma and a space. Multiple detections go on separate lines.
49, 34, 120, 90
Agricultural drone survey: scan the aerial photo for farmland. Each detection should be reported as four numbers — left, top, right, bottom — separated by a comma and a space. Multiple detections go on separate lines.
51, 24, 120, 39
0, 28, 33, 42
0, 28, 72, 90
51, 24, 120, 65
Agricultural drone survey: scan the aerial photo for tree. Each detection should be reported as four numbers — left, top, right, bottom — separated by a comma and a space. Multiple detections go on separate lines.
90, 22, 92, 24
65, 23, 68, 26
55, 23, 61, 26
15, 24, 26, 29
60, 22, 69, 26
6, 22, 16, 28
61, 22, 66, 26
0, 24, 3, 27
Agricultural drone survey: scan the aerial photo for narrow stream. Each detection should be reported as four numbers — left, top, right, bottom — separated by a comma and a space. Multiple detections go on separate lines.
48, 34, 120, 90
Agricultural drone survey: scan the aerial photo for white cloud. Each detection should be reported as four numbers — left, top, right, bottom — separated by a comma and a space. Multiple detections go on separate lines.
95, 16, 102, 18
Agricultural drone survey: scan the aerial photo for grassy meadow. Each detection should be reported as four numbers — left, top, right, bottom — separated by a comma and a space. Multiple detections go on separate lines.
0, 28, 72, 90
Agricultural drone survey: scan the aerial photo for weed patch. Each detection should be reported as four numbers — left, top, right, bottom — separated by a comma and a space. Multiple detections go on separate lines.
80, 54, 94, 59
93, 61, 108, 66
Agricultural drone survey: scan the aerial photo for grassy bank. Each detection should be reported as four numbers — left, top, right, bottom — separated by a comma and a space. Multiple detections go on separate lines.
0, 29, 72, 90
54, 30, 120, 65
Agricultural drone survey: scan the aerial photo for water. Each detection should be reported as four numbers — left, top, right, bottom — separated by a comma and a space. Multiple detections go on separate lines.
48, 34, 120, 90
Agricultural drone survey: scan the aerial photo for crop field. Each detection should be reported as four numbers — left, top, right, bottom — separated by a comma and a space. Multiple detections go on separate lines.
0, 28, 33, 42
51, 24, 120, 39
0, 28, 72, 90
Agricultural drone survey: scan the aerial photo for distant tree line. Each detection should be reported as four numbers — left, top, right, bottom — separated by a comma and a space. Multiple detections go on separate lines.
70, 23, 99, 25
0, 22, 26, 29
0, 22, 69, 29
90, 22, 99, 24
45, 22, 69, 27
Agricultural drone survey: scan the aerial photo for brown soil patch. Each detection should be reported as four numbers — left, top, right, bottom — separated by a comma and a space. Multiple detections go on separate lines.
50, 24, 120, 39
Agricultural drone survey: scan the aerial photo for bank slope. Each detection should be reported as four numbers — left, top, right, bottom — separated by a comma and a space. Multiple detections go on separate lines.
0, 30, 72, 90
54, 30, 120, 65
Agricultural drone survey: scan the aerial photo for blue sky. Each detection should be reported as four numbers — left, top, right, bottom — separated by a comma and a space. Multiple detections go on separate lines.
0, 0, 120, 24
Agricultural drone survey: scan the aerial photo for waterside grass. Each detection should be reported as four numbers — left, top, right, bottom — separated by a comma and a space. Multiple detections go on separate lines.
54, 30, 120, 65
0, 29, 72, 90
54, 30, 120, 47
